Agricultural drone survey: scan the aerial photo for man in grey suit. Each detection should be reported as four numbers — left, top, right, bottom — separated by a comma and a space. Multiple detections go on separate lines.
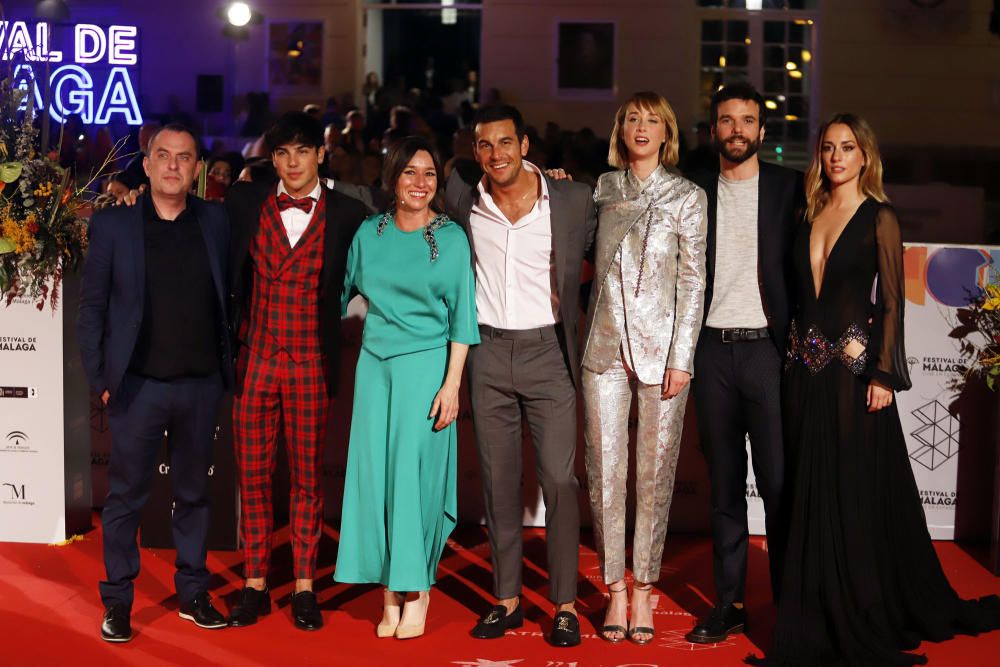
446, 105, 597, 647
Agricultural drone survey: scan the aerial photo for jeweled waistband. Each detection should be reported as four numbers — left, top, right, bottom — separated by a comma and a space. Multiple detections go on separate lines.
785, 320, 869, 376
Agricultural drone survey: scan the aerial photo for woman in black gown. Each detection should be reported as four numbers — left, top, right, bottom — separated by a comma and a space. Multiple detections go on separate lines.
767, 113, 1000, 665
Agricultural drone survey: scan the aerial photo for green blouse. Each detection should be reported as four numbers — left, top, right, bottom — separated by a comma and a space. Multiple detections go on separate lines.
342, 213, 480, 359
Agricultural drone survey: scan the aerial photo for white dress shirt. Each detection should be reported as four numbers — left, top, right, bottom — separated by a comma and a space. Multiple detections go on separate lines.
469, 161, 560, 329
276, 180, 321, 248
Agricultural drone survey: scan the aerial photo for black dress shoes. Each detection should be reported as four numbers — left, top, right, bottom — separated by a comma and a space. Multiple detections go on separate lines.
228, 587, 271, 627
291, 590, 323, 631
100, 604, 133, 643
548, 611, 581, 647
179, 591, 228, 629
685, 602, 747, 644
471, 604, 524, 639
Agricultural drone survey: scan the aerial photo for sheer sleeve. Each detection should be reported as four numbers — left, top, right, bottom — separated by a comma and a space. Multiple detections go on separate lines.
865, 204, 912, 391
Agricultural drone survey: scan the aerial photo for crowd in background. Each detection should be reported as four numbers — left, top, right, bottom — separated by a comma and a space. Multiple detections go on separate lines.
73, 72, 719, 210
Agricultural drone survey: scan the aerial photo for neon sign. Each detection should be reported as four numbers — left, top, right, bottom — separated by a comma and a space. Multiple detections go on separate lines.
1, 21, 143, 126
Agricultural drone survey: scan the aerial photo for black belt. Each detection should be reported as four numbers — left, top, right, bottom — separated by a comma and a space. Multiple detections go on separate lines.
478, 323, 557, 341
706, 326, 770, 343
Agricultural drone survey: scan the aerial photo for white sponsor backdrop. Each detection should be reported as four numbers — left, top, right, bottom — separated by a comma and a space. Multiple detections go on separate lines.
1, 294, 68, 543
747, 242, 1000, 539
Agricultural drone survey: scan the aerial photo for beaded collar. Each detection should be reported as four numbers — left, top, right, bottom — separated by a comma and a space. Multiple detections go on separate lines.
376, 210, 450, 262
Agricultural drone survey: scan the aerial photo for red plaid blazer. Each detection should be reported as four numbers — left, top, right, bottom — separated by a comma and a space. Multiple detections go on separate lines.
244, 191, 327, 362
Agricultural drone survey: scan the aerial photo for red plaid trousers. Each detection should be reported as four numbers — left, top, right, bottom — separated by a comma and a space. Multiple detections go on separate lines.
234, 191, 329, 580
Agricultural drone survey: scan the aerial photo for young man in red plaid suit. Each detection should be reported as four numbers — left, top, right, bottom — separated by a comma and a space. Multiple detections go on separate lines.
225, 112, 368, 631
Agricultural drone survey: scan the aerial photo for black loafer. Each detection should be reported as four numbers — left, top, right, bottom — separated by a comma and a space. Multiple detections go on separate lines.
291, 590, 323, 631
179, 591, 227, 629
228, 587, 271, 627
549, 611, 581, 647
685, 603, 746, 644
471, 604, 524, 639
101, 604, 133, 643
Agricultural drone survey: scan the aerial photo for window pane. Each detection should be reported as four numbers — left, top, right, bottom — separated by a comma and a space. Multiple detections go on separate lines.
787, 75, 803, 94
787, 96, 807, 117
702, 20, 724, 42
787, 121, 808, 141
789, 22, 805, 44
726, 20, 749, 42
764, 21, 786, 43
764, 45, 785, 68
726, 45, 749, 68
702, 44, 724, 67
764, 70, 785, 92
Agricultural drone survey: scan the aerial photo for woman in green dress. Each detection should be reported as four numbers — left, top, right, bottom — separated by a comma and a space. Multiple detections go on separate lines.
335, 137, 479, 639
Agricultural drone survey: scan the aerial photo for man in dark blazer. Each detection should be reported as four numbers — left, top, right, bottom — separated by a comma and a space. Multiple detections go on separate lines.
225, 112, 368, 631
78, 124, 232, 643
446, 104, 597, 647
686, 83, 805, 644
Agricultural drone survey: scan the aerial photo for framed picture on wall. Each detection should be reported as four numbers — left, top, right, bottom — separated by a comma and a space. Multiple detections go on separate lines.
556, 21, 616, 99
268, 22, 323, 88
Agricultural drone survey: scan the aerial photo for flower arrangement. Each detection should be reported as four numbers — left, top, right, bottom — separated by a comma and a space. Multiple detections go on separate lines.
950, 277, 1000, 391
0, 82, 106, 311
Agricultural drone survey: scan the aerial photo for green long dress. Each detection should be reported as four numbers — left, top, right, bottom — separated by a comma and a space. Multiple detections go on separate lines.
334, 212, 479, 592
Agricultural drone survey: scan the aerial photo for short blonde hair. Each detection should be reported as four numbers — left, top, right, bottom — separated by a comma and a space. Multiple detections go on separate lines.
608, 91, 680, 169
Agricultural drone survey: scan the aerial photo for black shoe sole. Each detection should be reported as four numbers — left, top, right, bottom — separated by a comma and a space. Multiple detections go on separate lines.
685, 623, 745, 644
178, 611, 228, 629
471, 617, 523, 639
101, 633, 133, 643
294, 620, 323, 631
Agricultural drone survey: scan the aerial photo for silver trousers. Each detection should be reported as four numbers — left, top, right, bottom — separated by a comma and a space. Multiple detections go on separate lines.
583, 350, 688, 584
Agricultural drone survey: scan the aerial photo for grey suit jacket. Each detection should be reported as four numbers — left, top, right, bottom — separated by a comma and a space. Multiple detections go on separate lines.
445, 169, 597, 387
582, 167, 707, 385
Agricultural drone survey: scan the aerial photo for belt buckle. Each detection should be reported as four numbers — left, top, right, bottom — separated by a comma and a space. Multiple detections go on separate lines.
493, 328, 504, 338
721, 328, 734, 343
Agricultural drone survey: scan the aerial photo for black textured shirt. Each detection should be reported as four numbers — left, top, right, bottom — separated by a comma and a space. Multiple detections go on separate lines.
128, 196, 220, 380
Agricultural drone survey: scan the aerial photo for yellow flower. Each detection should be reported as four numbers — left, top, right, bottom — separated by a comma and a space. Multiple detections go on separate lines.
983, 284, 1000, 311
33, 181, 54, 198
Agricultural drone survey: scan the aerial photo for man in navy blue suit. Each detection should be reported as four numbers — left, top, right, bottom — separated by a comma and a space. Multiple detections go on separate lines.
78, 124, 233, 643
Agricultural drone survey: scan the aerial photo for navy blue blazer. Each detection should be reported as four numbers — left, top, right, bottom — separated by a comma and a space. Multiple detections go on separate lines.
77, 194, 234, 401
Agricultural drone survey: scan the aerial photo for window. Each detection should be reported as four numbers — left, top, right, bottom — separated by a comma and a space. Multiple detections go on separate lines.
699, 2, 819, 165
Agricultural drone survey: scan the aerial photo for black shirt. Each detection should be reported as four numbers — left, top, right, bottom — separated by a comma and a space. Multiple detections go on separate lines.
128, 196, 221, 380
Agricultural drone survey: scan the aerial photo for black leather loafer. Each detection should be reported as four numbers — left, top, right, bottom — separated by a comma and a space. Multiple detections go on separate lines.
685, 603, 746, 644
471, 604, 524, 639
228, 587, 271, 627
291, 590, 323, 631
548, 611, 581, 647
101, 604, 133, 643
179, 591, 227, 629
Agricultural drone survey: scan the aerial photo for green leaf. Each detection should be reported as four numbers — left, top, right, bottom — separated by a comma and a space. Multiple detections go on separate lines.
0, 237, 14, 254
987, 374, 995, 391
0, 161, 22, 183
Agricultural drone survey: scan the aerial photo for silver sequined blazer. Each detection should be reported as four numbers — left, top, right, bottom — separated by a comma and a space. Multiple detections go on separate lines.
582, 166, 708, 385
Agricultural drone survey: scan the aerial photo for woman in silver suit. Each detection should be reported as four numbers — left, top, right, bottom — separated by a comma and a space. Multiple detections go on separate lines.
582, 91, 707, 645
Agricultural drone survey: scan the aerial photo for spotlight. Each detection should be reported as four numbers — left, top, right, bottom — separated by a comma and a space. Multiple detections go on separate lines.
227, 2, 252, 28
219, 3, 263, 40
35, 0, 70, 21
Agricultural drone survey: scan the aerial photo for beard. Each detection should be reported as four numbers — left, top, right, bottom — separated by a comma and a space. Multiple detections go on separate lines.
713, 134, 761, 164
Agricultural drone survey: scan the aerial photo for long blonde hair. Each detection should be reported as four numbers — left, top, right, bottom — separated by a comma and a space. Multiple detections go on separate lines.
607, 91, 680, 169
805, 113, 888, 221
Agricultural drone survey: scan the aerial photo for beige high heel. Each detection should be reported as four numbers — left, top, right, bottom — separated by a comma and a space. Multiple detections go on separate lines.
377, 590, 404, 638
394, 592, 429, 639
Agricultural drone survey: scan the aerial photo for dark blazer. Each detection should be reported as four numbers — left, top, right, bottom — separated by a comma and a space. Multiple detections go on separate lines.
78, 194, 233, 401
691, 161, 805, 353
445, 169, 597, 387
226, 180, 368, 398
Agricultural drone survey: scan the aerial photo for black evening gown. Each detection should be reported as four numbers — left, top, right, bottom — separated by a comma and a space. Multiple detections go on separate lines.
767, 199, 1000, 666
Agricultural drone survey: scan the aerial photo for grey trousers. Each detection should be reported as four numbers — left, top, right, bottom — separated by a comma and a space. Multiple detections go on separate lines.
467, 324, 580, 605
583, 351, 687, 585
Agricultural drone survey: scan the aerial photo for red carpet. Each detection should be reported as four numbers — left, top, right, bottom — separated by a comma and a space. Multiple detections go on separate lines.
1, 520, 998, 666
